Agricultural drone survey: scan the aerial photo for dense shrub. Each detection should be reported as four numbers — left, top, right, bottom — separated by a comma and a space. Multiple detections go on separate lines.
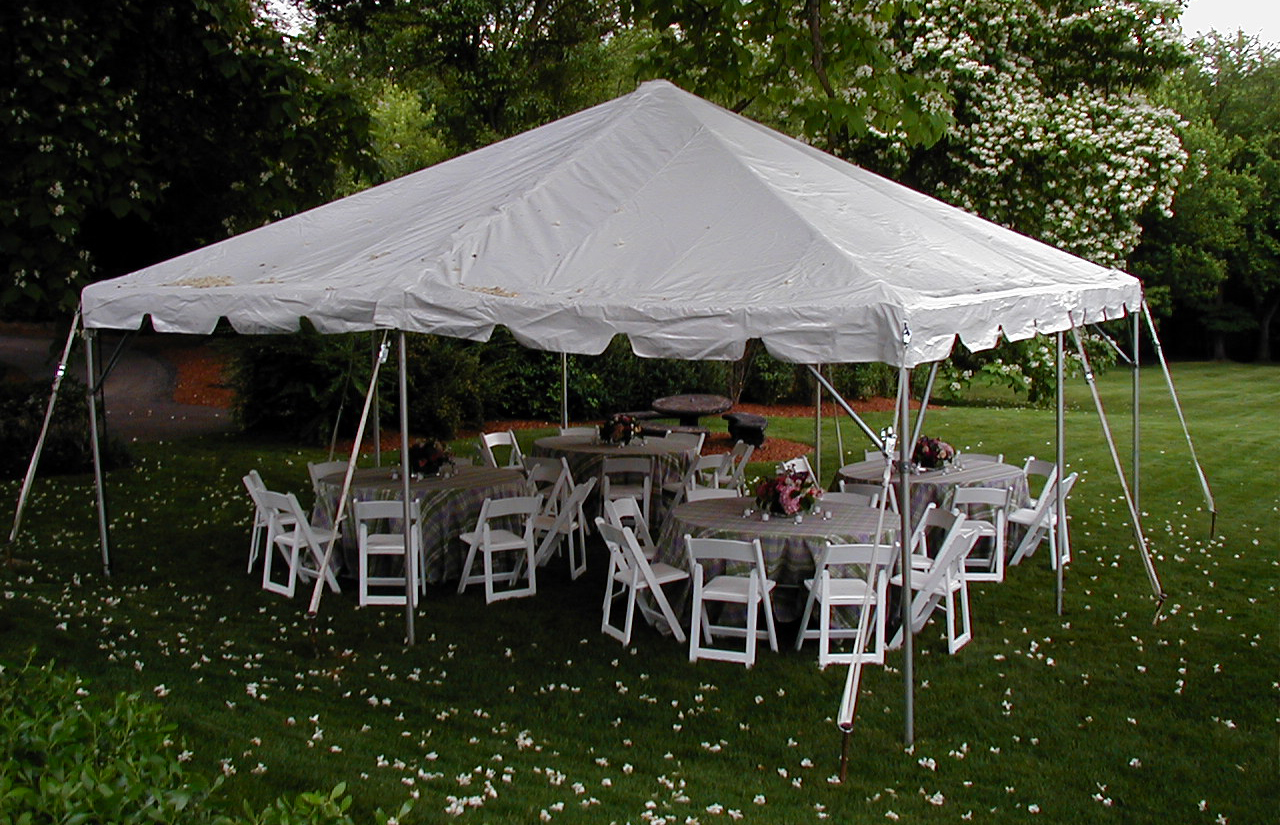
0, 377, 130, 479
0, 656, 410, 825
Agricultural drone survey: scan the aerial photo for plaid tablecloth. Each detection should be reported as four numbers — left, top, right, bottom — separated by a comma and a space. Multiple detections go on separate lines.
655, 496, 898, 623
533, 435, 698, 521
315, 465, 527, 584
833, 458, 1030, 526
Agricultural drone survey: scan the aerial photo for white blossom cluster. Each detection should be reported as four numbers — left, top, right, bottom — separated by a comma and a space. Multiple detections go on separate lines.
871, 0, 1189, 268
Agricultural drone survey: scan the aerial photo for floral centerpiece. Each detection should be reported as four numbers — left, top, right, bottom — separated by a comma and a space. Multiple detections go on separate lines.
912, 436, 956, 470
754, 470, 822, 516
407, 438, 454, 476
599, 413, 639, 446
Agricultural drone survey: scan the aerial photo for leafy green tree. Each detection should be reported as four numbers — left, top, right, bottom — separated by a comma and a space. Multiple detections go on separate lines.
309, 0, 629, 152
1132, 33, 1280, 360
622, 0, 953, 150
0, 0, 372, 318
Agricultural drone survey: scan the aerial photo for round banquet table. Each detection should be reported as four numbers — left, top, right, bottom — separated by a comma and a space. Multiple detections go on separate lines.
313, 465, 527, 584
650, 394, 733, 427
532, 434, 699, 520
655, 495, 898, 623
833, 457, 1030, 527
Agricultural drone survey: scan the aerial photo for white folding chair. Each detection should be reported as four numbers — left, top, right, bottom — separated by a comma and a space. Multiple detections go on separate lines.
1008, 472, 1078, 569
354, 499, 424, 606
524, 455, 569, 497
663, 453, 728, 507
457, 495, 542, 603
559, 426, 597, 437
685, 486, 740, 502
958, 452, 1003, 465
597, 518, 689, 646
479, 430, 524, 469
779, 455, 815, 479
889, 506, 978, 654
952, 486, 1010, 583
838, 479, 898, 512
242, 470, 274, 573
659, 431, 706, 456
603, 497, 657, 560
794, 542, 895, 667
532, 477, 596, 579
306, 460, 348, 522
715, 442, 755, 493
685, 535, 778, 667
601, 456, 653, 527
257, 488, 341, 599
1021, 457, 1058, 508
820, 490, 874, 508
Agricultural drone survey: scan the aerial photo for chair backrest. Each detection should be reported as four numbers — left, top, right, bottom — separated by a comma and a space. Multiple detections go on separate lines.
952, 485, 1009, 513
602, 455, 651, 478
559, 426, 597, 437
596, 518, 640, 578
821, 490, 873, 508
480, 430, 524, 469
257, 488, 314, 542
603, 497, 655, 550
535, 479, 596, 564
685, 536, 768, 589
1022, 456, 1058, 500
307, 460, 348, 491
779, 456, 814, 479
837, 480, 896, 510
525, 457, 569, 500
817, 542, 895, 579
688, 453, 729, 487
718, 442, 755, 488
907, 503, 959, 556
661, 431, 706, 455
910, 510, 974, 590
686, 487, 740, 502
354, 498, 423, 546
864, 449, 884, 462
959, 452, 1003, 465
243, 470, 267, 506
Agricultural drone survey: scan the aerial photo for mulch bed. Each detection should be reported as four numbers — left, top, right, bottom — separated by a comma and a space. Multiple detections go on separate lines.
170, 346, 896, 462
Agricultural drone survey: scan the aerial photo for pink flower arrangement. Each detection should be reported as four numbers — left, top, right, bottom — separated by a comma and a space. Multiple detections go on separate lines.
754, 470, 822, 516
912, 436, 956, 469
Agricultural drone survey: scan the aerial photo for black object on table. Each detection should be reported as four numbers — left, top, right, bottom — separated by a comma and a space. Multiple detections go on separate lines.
650, 394, 733, 427
722, 412, 768, 446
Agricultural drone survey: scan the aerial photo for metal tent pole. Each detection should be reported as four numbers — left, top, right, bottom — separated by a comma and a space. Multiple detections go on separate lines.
84, 329, 111, 576
814, 364, 822, 484
806, 366, 885, 453
308, 333, 390, 617
1055, 332, 1065, 615
9, 311, 82, 550
1132, 311, 1141, 515
373, 335, 382, 467
398, 332, 416, 645
561, 353, 569, 430
909, 362, 939, 451
897, 361, 915, 746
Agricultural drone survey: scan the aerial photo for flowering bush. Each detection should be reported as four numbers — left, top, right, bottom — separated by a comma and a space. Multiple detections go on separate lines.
912, 436, 956, 469
754, 470, 822, 516
599, 414, 638, 446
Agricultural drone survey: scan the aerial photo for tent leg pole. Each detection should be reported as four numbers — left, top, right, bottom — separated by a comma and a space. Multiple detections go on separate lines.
1055, 333, 1065, 616
9, 310, 82, 556
814, 364, 822, 484
373, 335, 382, 467
909, 362, 938, 451
806, 366, 884, 452
561, 353, 569, 430
897, 364, 914, 747
1132, 311, 1140, 516
85, 329, 111, 577
399, 332, 416, 646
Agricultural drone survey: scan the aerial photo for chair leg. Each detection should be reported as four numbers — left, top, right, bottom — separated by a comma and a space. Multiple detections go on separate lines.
688, 577, 703, 662
794, 583, 818, 652
457, 542, 479, 594
744, 595, 758, 669
621, 583, 638, 647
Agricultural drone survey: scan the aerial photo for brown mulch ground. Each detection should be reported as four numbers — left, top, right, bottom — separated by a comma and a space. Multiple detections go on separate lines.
170, 346, 895, 462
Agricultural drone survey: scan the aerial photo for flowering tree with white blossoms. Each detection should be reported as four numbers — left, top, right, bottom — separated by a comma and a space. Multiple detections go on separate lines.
845, 0, 1190, 401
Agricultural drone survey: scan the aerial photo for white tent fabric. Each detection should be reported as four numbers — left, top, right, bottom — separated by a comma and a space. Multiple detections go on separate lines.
80, 80, 1141, 367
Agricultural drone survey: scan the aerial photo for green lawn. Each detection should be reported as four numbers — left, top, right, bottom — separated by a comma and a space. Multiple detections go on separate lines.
1, 362, 1275, 823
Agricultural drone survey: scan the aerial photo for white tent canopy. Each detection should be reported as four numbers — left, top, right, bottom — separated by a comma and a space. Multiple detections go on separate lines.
81, 80, 1139, 368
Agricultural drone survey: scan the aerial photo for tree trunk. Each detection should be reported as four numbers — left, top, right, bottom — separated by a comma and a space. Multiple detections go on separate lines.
1256, 296, 1278, 363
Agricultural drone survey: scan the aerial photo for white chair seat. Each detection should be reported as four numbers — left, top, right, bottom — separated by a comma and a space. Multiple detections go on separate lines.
459, 528, 526, 551
701, 574, 777, 603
